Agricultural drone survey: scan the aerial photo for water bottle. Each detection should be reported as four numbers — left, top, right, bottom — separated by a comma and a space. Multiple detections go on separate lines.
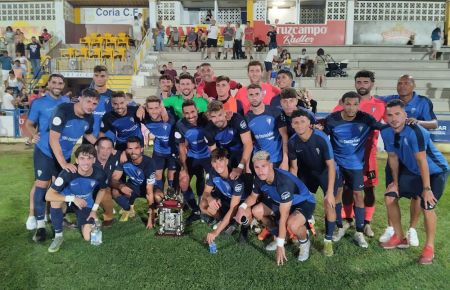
90, 220, 102, 246
209, 242, 217, 254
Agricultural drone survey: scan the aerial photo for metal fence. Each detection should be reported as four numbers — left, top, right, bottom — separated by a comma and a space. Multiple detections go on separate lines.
0, 109, 29, 138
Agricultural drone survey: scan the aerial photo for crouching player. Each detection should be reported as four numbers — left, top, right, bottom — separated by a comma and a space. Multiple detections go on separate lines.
236, 151, 316, 265
201, 149, 249, 245
380, 99, 449, 264
45, 144, 108, 253
110, 137, 164, 227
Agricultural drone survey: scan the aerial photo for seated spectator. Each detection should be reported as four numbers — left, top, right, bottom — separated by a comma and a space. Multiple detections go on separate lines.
185, 29, 198, 51
254, 37, 266, 52
40, 28, 52, 43
181, 65, 189, 75
170, 27, 180, 51
6, 70, 25, 95
164, 62, 178, 81
159, 64, 167, 75
1, 86, 16, 112
297, 88, 317, 114
12, 59, 25, 79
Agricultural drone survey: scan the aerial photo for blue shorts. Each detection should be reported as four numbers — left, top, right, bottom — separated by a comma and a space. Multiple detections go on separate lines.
338, 167, 364, 191
152, 152, 178, 171
264, 61, 273, 72
187, 157, 212, 177
261, 196, 316, 222
211, 190, 233, 219
298, 169, 338, 196
69, 205, 95, 227
33, 146, 64, 181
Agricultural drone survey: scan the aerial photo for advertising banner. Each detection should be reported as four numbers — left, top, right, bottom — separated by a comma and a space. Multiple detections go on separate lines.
81, 7, 144, 25
430, 121, 450, 143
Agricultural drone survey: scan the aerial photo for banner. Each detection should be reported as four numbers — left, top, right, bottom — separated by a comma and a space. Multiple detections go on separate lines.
430, 121, 450, 143
81, 7, 144, 25
253, 20, 346, 46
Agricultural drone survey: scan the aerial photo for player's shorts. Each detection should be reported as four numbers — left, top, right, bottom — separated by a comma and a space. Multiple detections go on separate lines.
187, 156, 212, 177
264, 61, 273, 72
261, 196, 316, 222
298, 169, 338, 196
244, 40, 253, 47
211, 190, 232, 218
33, 146, 64, 181
337, 167, 364, 191
385, 168, 448, 210
152, 152, 178, 171
223, 40, 233, 49
432, 40, 442, 51
207, 38, 217, 47
67, 205, 95, 227
363, 152, 378, 187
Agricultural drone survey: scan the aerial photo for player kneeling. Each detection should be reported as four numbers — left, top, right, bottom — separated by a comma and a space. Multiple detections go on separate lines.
236, 151, 316, 265
45, 144, 108, 253
201, 148, 250, 245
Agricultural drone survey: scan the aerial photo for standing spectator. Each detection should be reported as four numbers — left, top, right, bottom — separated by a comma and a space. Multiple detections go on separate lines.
6, 70, 25, 95
164, 62, 177, 81
244, 21, 254, 59
0, 51, 13, 85
206, 20, 219, 60
40, 28, 52, 43
204, 10, 213, 24
12, 59, 25, 79
233, 23, 243, 60
430, 26, 441, 60
198, 29, 207, 59
138, 13, 147, 35
264, 46, 281, 82
155, 21, 165, 51
185, 29, 198, 51
222, 22, 234, 60
4, 26, 15, 57
267, 25, 277, 50
295, 48, 310, 77
26, 36, 42, 79
314, 48, 328, 88
133, 16, 143, 47
1, 86, 16, 112
159, 64, 167, 75
14, 29, 25, 55
170, 27, 180, 51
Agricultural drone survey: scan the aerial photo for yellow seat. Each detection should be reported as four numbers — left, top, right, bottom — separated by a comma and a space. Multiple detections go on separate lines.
114, 47, 127, 61
80, 36, 92, 49
91, 37, 104, 48
103, 33, 113, 39
89, 32, 99, 39
60, 47, 75, 58
117, 32, 127, 38
105, 36, 118, 49
103, 47, 114, 59
116, 36, 129, 49
75, 47, 89, 59
90, 47, 102, 58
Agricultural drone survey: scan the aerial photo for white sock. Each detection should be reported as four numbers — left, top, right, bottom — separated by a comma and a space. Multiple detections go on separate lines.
55, 232, 63, 238
37, 220, 45, 228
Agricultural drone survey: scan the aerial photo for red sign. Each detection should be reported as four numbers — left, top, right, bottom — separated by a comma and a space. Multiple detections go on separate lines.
253, 20, 346, 46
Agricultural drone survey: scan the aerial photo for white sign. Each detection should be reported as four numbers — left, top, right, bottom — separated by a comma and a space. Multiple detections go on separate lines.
0, 115, 15, 137
81, 7, 143, 25
59, 71, 94, 78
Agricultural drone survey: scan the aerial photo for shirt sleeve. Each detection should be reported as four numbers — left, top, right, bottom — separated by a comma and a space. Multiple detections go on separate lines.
204, 124, 216, 146
381, 129, 394, 153
232, 179, 244, 196
278, 183, 294, 203
233, 114, 249, 134
419, 98, 437, 121
174, 122, 185, 144
146, 161, 156, 185
252, 178, 262, 195
27, 100, 40, 123
85, 115, 94, 135
318, 132, 334, 160
49, 104, 68, 133
409, 126, 427, 154
287, 138, 297, 160
275, 109, 287, 129
51, 170, 71, 192
100, 114, 111, 134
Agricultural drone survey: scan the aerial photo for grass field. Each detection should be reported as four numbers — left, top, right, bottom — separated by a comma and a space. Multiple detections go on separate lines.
0, 146, 449, 290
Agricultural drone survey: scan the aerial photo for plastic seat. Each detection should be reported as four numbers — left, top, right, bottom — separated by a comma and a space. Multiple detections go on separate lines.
90, 47, 102, 58
103, 47, 114, 59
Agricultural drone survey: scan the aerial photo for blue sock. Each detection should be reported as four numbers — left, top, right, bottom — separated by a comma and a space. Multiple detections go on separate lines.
168, 179, 174, 188
183, 190, 199, 212
50, 207, 63, 234
325, 220, 336, 241
354, 206, 365, 232
34, 186, 47, 221
335, 202, 343, 228
114, 196, 130, 210
155, 179, 164, 190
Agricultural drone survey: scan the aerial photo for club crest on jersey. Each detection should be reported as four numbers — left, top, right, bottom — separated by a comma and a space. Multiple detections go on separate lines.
130, 117, 134, 122
411, 108, 416, 114
90, 181, 96, 187
358, 125, 364, 132
316, 147, 320, 155
84, 125, 88, 130
235, 183, 243, 193
404, 138, 408, 146
240, 120, 247, 129
55, 177, 64, 186
37, 170, 42, 177
163, 124, 168, 130
372, 106, 376, 113
266, 118, 272, 126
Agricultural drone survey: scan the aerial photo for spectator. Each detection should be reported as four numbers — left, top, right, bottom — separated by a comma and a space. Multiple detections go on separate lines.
133, 16, 143, 47
170, 27, 180, 51
155, 21, 165, 51
205, 20, 219, 60
233, 23, 243, 60
264, 46, 282, 82
26, 36, 42, 79
12, 59, 25, 79
6, 70, 25, 95
0, 51, 13, 85
125, 92, 137, 106
407, 34, 415, 45
267, 25, 277, 50
1, 86, 16, 112
181, 65, 188, 74
164, 62, 177, 81
159, 64, 167, 75
254, 37, 266, 52
194, 65, 202, 85
4, 26, 15, 57
185, 29, 198, 51
297, 88, 317, 114
14, 53, 27, 73
40, 28, 52, 43
244, 21, 254, 59
431, 26, 441, 60
222, 22, 234, 60
295, 48, 310, 77
314, 48, 328, 87
14, 29, 25, 55
27, 88, 40, 106
198, 29, 207, 59
204, 10, 213, 24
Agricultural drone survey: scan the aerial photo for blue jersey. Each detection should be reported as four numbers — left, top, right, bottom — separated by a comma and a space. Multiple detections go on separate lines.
94, 152, 120, 180
377, 92, 436, 121
381, 124, 449, 176
27, 94, 70, 135
100, 106, 143, 148
282, 108, 316, 138
116, 155, 156, 191
174, 114, 210, 159
37, 103, 94, 160
51, 166, 108, 208
246, 106, 286, 163
205, 113, 249, 152
253, 168, 315, 205
324, 110, 381, 170
288, 129, 335, 174
143, 112, 176, 156
91, 89, 113, 138
206, 168, 246, 200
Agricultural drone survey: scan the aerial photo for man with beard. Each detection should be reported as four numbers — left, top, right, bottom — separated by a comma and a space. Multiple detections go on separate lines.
278, 88, 316, 137
196, 63, 239, 100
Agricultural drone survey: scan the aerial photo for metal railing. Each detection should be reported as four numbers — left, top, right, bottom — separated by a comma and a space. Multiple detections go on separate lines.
0, 109, 29, 138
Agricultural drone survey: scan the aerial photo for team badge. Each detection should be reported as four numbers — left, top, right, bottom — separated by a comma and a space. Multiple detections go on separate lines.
55, 177, 64, 186
316, 147, 320, 155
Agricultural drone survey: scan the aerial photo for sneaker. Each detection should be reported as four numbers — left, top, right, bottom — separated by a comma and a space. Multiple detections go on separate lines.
298, 240, 311, 262
323, 239, 334, 257
258, 227, 271, 241
364, 224, 374, 237
343, 220, 353, 231
26, 216, 37, 230
185, 212, 201, 225
332, 227, 346, 242
353, 232, 369, 248
119, 210, 130, 222
33, 228, 46, 242
407, 228, 419, 247
379, 226, 395, 243
380, 235, 409, 249
48, 236, 64, 253
224, 224, 236, 235
265, 240, 278, 251
238, 226, 249, 244
129, 206, 136, 218
418, 245, 434, 265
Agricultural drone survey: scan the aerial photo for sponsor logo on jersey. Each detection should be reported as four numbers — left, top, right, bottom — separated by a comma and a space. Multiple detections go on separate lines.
281, 191, 290, 200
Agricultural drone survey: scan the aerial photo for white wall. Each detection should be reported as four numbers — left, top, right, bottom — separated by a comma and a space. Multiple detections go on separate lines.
267, 7, 297, 24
